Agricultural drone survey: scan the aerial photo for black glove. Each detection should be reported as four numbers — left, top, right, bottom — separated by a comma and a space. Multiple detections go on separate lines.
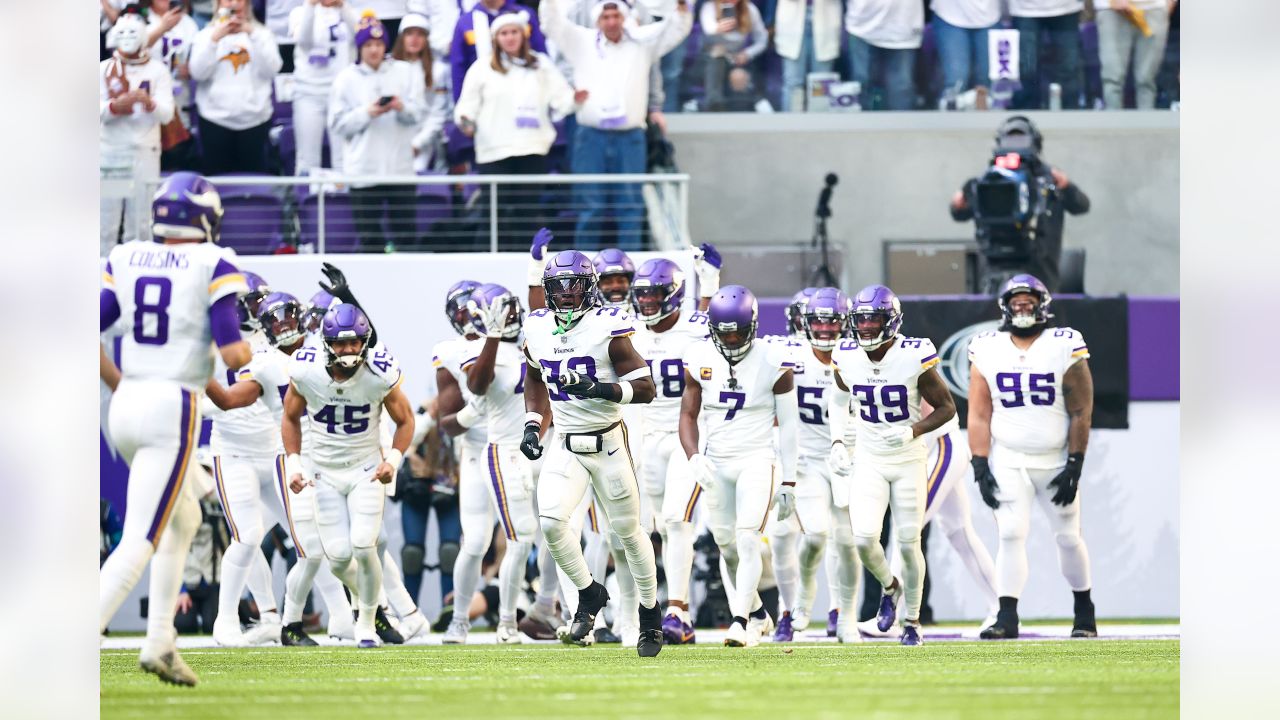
971, 456, 1000, 510
557, 369, 614, 400
520, 421, 543, 460
1048, 453, 1084, 506
319, 262, 355, 304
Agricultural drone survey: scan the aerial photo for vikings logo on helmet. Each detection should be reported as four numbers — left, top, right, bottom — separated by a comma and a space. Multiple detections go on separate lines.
151, 172, 224, 243
708, 285, 758, 363
445, 280, 480, 336
630, 258, 685, 326
849, 284, 903, 351
321, 303, 373, 369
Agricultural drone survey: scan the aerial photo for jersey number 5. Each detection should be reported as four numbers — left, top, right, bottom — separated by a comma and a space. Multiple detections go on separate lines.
995, 372, 1056, 407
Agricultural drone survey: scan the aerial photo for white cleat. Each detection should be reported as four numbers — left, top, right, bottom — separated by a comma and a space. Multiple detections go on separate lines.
355, 624, 382, 649
748, 613, 775, 641
618, 622, 640, 648
791, 609, 811, 632
836, 613, 863, 644
724, 620, 759, 648
243, 613, 282, 646
398, 611, 429, 641
442, 618, 470, 645
329, 619, 356, 641
496, 620, 523, 644
139, 648, 199, 687
212, 617, 247, 647
857, 617, 901, 639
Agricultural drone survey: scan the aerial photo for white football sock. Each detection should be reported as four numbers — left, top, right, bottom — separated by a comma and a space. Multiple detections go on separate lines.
100, 537, 153, 633
217, 540, 255, 626
143, 494, 200, 656
500, 540, 533, 623
663, 520, 696, 609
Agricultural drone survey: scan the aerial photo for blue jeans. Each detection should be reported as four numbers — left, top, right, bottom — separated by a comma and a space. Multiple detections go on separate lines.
401, 500, 462, 604
782, 6, 836, 112
660, 40, 688, 113
846, 34, 917, 111
572, 126, 646, 251
1013, 12, 1083, 109
932, 16, 993, 96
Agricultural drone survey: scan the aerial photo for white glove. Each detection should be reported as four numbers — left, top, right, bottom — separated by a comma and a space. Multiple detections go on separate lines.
691, 243, 722, 298
689, 453, 717, 492
773, 483, 797, 521
467, 295, 508, 339
883, 426, 917, 450
828, 440, 852, 476
551, 366, 584, 387
455, 394, 489, 429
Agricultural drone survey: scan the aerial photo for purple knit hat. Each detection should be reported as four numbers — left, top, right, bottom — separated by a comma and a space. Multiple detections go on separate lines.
355, 11, 387, 59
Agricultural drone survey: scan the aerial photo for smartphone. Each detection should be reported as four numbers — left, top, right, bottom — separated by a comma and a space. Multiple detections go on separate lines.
378, 96, 394, 107
720, 4, 737, 21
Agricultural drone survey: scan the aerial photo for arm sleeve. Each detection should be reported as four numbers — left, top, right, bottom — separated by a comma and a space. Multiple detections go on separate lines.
251, 27, 284, 80
539, 0, 592, 63
827, 375, 851, 446
775, 386, 800, 483
149, 66, 175, 124
654, 6, 694, 58
1062, 181, 1090, 214
742, 6, 768, 60
99, 66, 117, 122
101, 288, 122, 333
292, 4, 316, 50
328, 72, 373, 139
413, 88, 449, 150
209, 294, 243, 348
209, 258, 248, 304
449, 18, 471, 102
545, 62, 578, 120
916, 339, 940, 378
452, 64, 482, 125
1064, 329, 1090, 365
187, 30, 219, 81
950, 178, 977, 222
396, 66, 428, 125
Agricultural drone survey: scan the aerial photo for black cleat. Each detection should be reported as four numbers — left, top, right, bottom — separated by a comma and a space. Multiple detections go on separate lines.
374, 607, 405, 645
980, 611, 1020, 640
569, 582, 610, 642
594, 627, 622, 644
637, 602, 664, 658
281, 622, 319, 646
1071, 600, 1098, 638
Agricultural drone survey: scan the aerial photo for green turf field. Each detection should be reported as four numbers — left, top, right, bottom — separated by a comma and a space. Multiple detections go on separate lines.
101, 640, 1178, 720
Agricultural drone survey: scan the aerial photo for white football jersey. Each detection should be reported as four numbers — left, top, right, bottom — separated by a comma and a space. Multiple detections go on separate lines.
523, 305, 635, 435
831, 335, 940, 462
780, 340, 838, 461
105, 240, 248, 390
289, 345, 403, 466
209, 332, 285, 457
459, 338, 527, 446
432, 336, 489, 450
684, 338, 792, 461
968, 327, 1089, 456
631, 311, 710, 433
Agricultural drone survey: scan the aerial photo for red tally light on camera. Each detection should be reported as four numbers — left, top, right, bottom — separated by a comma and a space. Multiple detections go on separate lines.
995, 153, 1021, 170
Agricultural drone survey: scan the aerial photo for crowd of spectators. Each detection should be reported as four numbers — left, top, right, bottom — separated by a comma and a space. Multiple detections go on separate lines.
100, 0, 1179, 252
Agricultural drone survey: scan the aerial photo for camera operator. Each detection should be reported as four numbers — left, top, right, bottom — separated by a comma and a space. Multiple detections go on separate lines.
949, 116, 1090, 294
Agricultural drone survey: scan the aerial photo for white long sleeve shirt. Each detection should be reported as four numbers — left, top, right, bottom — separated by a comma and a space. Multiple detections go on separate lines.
289, 2, 361, 96
409, 60, 452, 153
699, 2, 768, 61
189, 23, 284, 130
775, 0, 842, 62
100, 55, 175, 154
328, 58, 426, 186
540, 0, 690, 131
844, 0, 924, 50
453, 52, 576, 164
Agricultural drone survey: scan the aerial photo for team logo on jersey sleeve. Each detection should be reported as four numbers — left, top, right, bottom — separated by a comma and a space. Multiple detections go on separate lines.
938, 320, 1001, 399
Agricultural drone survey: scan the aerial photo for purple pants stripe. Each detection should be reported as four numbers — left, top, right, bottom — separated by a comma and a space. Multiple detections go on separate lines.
488, 444, 517, 541
212, 456, 241, 542
146, 388, 197, 546
925, 435, 953, 510
275, 454, 305, 558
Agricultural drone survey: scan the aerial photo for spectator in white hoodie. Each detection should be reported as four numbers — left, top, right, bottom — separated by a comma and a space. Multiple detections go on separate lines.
329, 11, 427, 252
455, 12, 582, 248
289, 0, 361, 175
100, 8, 175, 255
189, 0, 284, 174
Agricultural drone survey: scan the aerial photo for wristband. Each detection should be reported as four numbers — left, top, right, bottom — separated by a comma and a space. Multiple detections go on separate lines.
285, 453, 304, 480
524, 411, 544, 427
698, 275, 720, 299
618, 381, 635, 404
527, 255, 546, 288
384, 448, 403, 469
199, 395, 219, 416
456, 402, 483, 429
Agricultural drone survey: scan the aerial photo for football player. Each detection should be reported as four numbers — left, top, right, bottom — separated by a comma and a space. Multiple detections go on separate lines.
437, 283, 539, 644
967, 274, 1097, 639
282, 303, 415, 648
628, 258, 710, 645
203, 292, 358, 646
521, 250, 666, 657
768, 288, 863, 643
99, 172, 251, 685
827, 285, 957, 646
680, 285, 800, 648
593, 248, 636, 309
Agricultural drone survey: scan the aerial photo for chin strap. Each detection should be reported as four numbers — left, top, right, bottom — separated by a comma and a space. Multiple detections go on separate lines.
551, 308, 575, 336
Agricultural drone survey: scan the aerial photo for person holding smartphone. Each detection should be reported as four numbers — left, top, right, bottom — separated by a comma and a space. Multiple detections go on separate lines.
699, 0, 767, 111
329, 11, 427, 252
188, 0, 284, 173
100, 6, 175, 255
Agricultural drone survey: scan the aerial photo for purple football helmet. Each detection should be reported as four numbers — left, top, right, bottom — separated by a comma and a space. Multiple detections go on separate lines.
304, 289, 336, 334
467, 282, 524, 340
708, 285, 759, 363
322, 303, 373, 369
850, 285, 903, 351
257, 292, 306, 350
630, 258, 685, 326
786, 287, 818, 339
151, 172, 224, 242
803, 287, 851, 352
543, 250, 598, 323
445, 280, 480, 336
998, 274, 1053, 331
592, 248, 635, 307
238, 271, 271, 331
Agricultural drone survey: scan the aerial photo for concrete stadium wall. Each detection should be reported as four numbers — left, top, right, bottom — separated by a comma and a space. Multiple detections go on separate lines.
665, 111, 1180, 296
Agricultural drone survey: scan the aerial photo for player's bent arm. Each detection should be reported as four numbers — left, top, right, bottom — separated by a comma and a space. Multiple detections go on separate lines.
466, 337, 500, 396
773, 370, 799, 483
608, 335, 657, 404
204, 377, 264, 411
522, 355, 553, 435
100, 344, 121, 392
678, 371, 702, 458
383, 385, 416, 455
210, 293, 252, 369
967, 363, 994, 457
437, 367, 471, 437
1062, 359, 1094, 455
914, 367, 956, 438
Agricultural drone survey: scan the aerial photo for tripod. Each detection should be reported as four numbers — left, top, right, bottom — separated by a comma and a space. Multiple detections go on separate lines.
808, 173, 839, 288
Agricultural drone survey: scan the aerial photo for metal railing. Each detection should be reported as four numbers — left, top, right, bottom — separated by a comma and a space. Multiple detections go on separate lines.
134, 173, 691, 255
